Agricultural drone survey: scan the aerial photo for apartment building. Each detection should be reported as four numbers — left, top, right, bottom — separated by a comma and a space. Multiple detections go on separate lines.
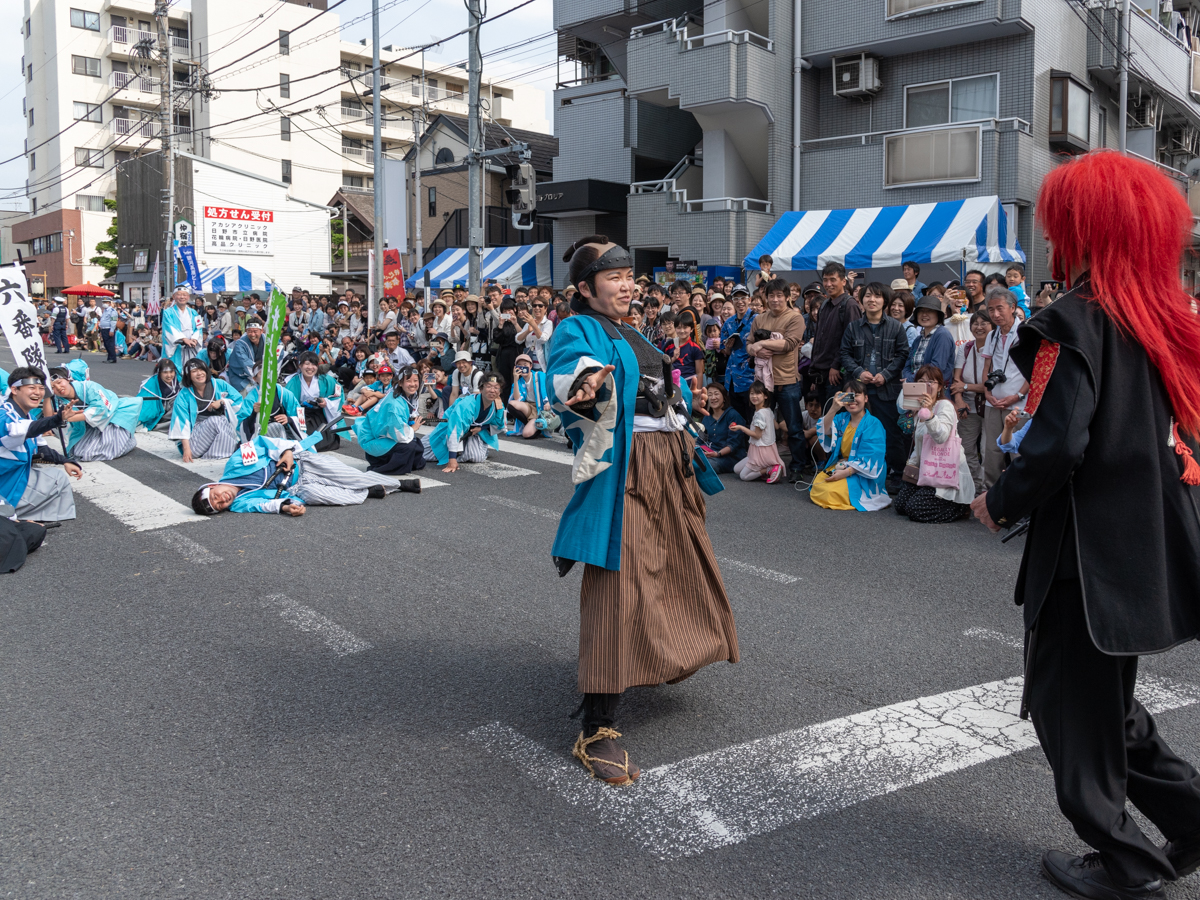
18, 0, 549, 294
547, 0, 1200, 285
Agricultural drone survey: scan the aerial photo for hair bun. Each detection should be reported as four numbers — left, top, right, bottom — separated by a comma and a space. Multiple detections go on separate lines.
563, 234, 609, 263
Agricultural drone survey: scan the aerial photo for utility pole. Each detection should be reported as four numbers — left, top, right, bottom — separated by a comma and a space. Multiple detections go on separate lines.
342, 203, 348, 289
413, 49, 425, 272
467, 0, 483, 294
156, 0, 174, 298
370, 0, 384, 327
1118, 0, 1130, 154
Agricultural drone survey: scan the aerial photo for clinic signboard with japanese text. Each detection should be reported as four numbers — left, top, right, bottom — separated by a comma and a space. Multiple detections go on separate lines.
203, 206, 274, 257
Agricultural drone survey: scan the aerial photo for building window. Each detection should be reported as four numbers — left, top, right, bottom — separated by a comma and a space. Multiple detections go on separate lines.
435, 147, 454, 165
71, 55, 102, 77
428, 186, 436, 217
27, 64, 33, 82
280, 73, 290, 98
411, 75, 420, 96
343, 174, 364, 188
904, 74, 998, 129
75, 147, 104, 167
1049, 71, 1091, 154
30, 233, 64, 255
25, 18, 31, 37
76, 194, 106, 211
281, 116, 291, 140
30, 152, 35, 171
279, 30, 290, 55
70, 8, 101, 31
887, 0, 982, 18
281, 159, 292, 183
428, 78, 439, 100
115, 150, 132, 163
28, 108, 33, 126
73, 102, 102, 122
884, 124, 982, 188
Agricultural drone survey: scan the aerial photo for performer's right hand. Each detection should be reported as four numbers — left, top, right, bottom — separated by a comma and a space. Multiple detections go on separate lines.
566, 365, 616, 407
64, 462, 82, 479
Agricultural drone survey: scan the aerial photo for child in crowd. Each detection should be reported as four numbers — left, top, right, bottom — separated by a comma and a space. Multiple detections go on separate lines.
703, 322, 726, 385
657, 311, 706, 392
730, 381, 785, 483
1005, 263, 1031, 319
800, 392, 828, 472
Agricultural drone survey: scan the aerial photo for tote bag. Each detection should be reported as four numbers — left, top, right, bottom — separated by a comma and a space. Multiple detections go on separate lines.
917, 429, 962, 489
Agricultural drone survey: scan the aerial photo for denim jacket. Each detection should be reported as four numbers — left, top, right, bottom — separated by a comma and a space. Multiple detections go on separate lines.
839, 315, 910, 401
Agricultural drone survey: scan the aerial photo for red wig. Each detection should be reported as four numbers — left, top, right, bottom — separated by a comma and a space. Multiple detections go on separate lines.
1038, 150, 1200, 439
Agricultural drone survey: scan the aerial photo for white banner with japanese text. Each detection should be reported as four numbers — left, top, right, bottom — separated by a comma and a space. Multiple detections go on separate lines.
203, 205, 274, 257
0, 268, 50, 380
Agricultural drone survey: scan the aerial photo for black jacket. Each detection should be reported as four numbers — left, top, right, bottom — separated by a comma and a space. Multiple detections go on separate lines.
810, 292, 862, 371
986, 282, 1200, 654
839, 315, 910, 401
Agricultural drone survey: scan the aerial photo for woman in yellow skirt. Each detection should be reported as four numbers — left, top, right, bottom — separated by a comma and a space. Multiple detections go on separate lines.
809, 379, 892, 511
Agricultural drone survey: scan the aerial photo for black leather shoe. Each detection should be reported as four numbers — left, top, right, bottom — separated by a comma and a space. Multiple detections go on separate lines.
399, 479, 421, 494
1165, 831, 1200, 879
1042, 851, 1165, 899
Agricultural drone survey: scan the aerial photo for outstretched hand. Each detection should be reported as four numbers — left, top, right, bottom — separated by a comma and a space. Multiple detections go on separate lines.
565, 365, 616, 407
971, 492, 1000, 532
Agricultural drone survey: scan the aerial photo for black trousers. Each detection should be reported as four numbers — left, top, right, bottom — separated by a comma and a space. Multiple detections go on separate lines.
365, 438, 426, 476
102, 330, 117, 361
1028, 577, 1200, 884
728, 390, 751, 426
868, 387, 908, 481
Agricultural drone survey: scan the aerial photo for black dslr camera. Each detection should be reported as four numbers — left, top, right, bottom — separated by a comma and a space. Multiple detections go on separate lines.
983, 369, 1007, 392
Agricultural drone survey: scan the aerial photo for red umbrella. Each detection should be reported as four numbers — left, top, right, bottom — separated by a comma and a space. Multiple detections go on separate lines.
62, 282, 115, 297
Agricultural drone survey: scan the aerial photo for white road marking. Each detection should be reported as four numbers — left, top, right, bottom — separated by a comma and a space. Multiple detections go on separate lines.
716, 558, 801, 584
137, 430, 448, 489
462, 460, 539, 479
470, 675, 1200, 859
71, 462, 201, 532
492, 438, 573, 466
261, 594, 372, 657
964, 627, 1023, 650
480, 496, 561, 519
155, 528, 222, 563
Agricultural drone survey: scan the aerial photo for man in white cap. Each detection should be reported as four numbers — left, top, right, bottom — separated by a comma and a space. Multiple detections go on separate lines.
226, 317, 266, 392
447, 349, 482, 406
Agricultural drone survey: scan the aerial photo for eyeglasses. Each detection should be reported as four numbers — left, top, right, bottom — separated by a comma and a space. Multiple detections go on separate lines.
531, 303, 547, 309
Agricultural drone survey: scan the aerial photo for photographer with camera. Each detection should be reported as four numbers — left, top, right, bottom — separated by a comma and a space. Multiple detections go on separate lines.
980, 287, 1028, 488
951, 311, 994, 495
808, 379, 890, 511
893, 365, 974, 523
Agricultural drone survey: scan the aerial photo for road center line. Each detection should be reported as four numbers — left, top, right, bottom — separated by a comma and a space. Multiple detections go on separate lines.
261, 594, 372, 656
480, 496, 561, 519
71, 461, 201, 532
716, 557, 801, 584
155, 528, 222, 563
964, 627, 1023, 650
470, 674, 1200, 859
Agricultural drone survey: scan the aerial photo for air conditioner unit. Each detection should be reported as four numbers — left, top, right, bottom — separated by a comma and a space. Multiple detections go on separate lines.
833, 53, 881, 98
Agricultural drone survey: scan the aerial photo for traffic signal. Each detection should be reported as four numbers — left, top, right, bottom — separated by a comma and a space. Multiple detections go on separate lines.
504, 162, 536, 230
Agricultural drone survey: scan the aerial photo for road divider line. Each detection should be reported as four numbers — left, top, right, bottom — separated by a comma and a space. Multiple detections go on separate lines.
155, 528, 222, 563
261, 594, 372, 656
964, 627, 1022, 650
480, 496, 561, 519
716, 558, 800, 584
470, 674, 1200, 859
72, 461, 201, 532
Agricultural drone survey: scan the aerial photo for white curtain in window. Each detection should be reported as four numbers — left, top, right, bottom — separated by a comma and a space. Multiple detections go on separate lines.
951, 75, 998, 122
907, 84, 949, 128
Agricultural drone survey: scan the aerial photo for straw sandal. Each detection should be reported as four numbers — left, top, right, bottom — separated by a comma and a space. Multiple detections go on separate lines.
573, 727, 640, 786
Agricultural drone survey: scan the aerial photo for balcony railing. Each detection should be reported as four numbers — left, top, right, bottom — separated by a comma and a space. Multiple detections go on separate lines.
110, 71, 156, 95
110, 117, 158, 139
342, 145, 365, 158
108, 25, 155, 47
1192, 52, 1200, 101
683, 197, 771, 212
683, 29, 772, 51
340, 106, 372, 122
884, 123, 982, 189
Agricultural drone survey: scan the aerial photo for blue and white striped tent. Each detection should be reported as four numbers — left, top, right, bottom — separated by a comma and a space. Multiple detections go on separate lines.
405, 243, 552, 290
743, 196, 1024, 274
178, 266, 275, 294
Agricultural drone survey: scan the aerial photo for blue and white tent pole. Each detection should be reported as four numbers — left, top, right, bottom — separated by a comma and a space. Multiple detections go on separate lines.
743, 196, 1024, 276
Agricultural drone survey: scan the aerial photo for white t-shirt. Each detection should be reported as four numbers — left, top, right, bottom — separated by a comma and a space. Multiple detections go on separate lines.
521, 317, 554, 370
750, 407, 776, 447
982, 327, 1026, 410
955, 340, 988, 390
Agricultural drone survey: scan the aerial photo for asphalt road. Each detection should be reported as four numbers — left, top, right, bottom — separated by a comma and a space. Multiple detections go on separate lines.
4, 349, 1200, 899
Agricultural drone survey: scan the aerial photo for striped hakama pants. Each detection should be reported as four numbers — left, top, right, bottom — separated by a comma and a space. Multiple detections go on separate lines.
422, 433, 489, 463
292, 452, 400, 506
578, 430, 739, 694
188, 415, 240, 460
71, 423, 137, 461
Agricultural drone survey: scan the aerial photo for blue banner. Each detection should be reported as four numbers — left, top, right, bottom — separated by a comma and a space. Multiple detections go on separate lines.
178, 245, 202, 291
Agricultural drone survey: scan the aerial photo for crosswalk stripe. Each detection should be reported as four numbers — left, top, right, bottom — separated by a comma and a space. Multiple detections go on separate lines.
491, 438, 572, 466
715, 558, 801, 584
155, 528, 222, 563
262, 594, 372, 656
470, 673, 1200, 859
461, 460, 539, 479
481, 496, 560, 518
72, 461, 201, 532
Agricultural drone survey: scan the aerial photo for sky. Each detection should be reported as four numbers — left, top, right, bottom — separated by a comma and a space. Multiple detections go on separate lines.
0, 0, 558, 212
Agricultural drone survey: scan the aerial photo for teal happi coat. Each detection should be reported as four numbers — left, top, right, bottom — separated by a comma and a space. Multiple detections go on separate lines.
63, 378, 143, 455
136, 374, 180, 429
282, 372, 342, 422
352, 391, 415, 456
168, 377, 244, 443
546, 314, 692, 571
818, 410, 891, 511
425, 392, 505, 466
212, 435, 304, 514
239, 382, 301, 431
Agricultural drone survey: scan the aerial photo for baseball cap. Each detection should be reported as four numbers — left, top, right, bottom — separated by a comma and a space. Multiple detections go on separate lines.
728, 283, 750, 296
802, 282, 824, 297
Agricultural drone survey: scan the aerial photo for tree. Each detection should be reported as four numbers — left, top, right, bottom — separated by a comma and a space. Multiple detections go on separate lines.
90, 198, 118, 278
331, 215, 345, 264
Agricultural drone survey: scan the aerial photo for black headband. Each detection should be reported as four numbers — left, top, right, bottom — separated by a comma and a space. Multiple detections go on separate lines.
9, 377, 44, 389
575, 245, 634, 286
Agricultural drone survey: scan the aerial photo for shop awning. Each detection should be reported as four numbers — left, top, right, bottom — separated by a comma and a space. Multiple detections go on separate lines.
179, 266, 275, 294
743, 196, 1024, 273
405, 243, 552, 290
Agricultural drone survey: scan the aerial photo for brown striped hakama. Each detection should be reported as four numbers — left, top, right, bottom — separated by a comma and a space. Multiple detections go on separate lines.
578, 430, 740, 694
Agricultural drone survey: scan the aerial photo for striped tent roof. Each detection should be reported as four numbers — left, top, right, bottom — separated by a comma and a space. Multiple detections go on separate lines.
743, 196, 1024, 273
178, 266, 275, 294
405, 243, 552, 290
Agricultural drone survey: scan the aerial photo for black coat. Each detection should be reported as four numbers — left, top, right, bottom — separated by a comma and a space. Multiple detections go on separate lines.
987, 282, 1200, 654
839, 315, 910, 401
